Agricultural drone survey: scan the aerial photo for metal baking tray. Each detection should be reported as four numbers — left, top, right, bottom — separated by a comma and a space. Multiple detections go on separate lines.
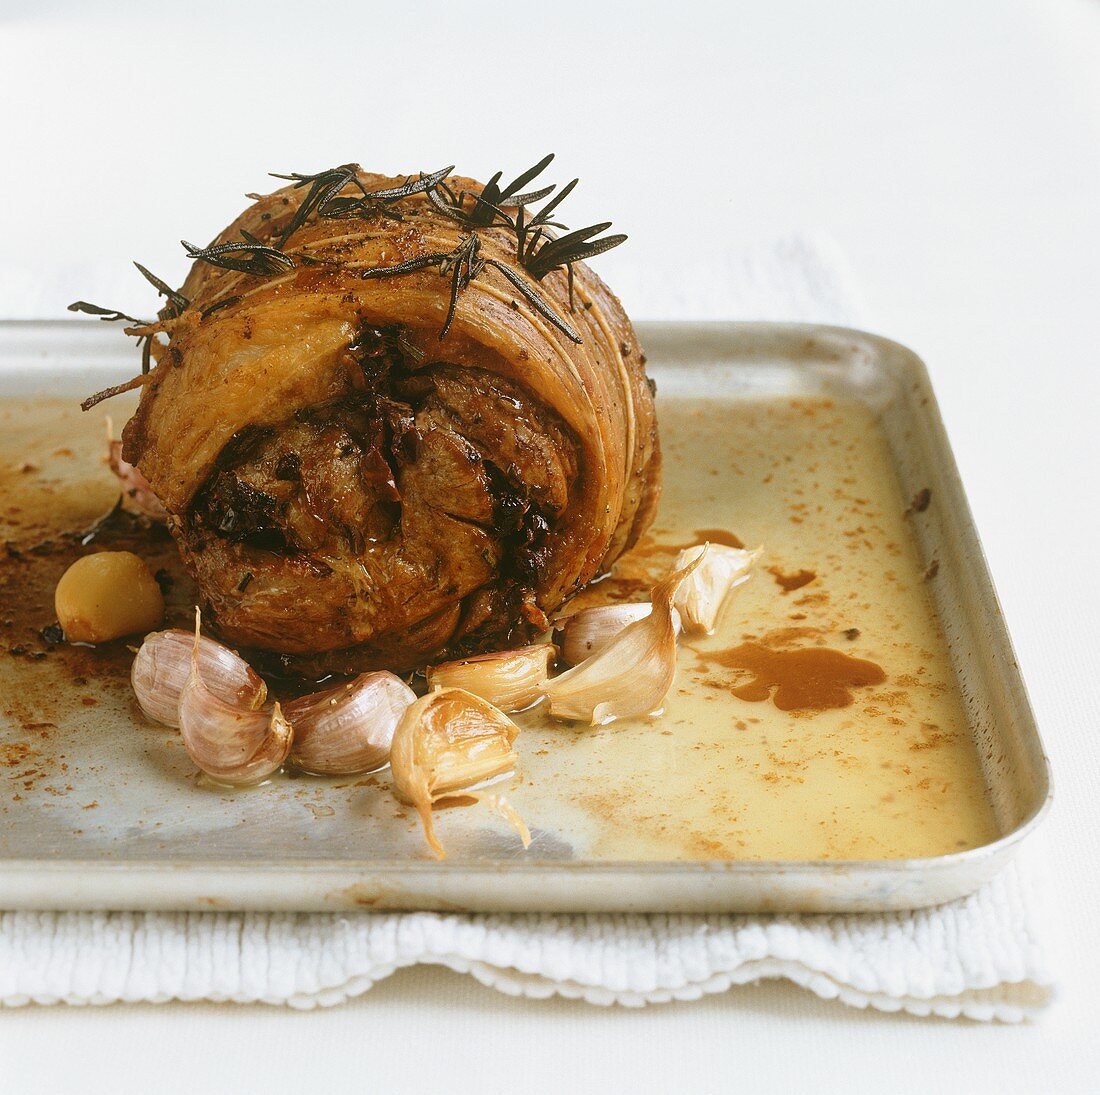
0, 320, 1051, 913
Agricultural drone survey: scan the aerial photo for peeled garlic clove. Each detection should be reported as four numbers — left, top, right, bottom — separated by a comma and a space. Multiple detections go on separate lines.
55, 550, 165, 644
672, 542, 762, 634
543, 552, 705, 725
131, 628, 266, 727
390, 688, 522, 859
426, 644, 555, 712
285, 672, 415, 775
558, 603, 682, 666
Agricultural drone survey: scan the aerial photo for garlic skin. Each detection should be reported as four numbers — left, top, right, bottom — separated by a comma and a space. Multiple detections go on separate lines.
543, 552, 704, 725
108, 437, 167, 520
672, 542, 762, 634
285, 672, 415, 775
558, 603, 682, 666
178, 660, 291, 787
173, 610, 291, 786
426, 644, 555, 713
390, 688, 522, 859
131, 628, 267, 727
485, 794, 532, 850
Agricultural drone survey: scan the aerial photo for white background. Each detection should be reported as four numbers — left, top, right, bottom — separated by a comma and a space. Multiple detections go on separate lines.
2, 0, 1099, 1091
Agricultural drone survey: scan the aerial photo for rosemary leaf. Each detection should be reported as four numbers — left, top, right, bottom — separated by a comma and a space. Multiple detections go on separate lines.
182, 235, 295, 276
133, 262, 189, 315
67, 301, 145, 324
357, 252, 449, 280
485, 259, 581, 343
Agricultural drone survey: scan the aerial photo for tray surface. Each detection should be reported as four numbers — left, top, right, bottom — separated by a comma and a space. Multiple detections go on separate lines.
0, 321, 1051, 912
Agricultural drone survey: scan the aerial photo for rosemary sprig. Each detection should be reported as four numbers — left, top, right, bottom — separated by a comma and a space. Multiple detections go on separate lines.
469, 153, 557, 227
438, 234, 483, 339
133, 262, 189, 318
73, 154, 619, 405
67, 301, 146, 325
182, 232, 295, 276
514, 199, 626, 310
521, 221, 628, 281
322, 164, 454, 221
69, 299, 156, 373
430, 162, 625, 311
482, 258, 581, 343
359, 234, 580, 344
427, 154, 557, 229
69, 262, 189, 377
358, 239, 465, 339
271, 163, 455, 244
513, 178, 576, 260
508, 178, 626, 289
270, 163, 364, 245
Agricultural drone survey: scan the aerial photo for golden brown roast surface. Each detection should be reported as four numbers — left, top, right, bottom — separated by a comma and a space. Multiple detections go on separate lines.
120, 168, 660, 674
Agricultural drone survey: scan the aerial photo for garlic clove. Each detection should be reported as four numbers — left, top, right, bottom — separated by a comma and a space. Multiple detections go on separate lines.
557, 603, 682, 666
108, 432, 167, 520
426, 644, 555, 713
390, 687, 523, 859
55, 550, 165, 644
176, 611, 291, 786
131, 628, 266, 727
285, 671, 415, 775
542, 552, 704, 725
672, 542, 762, 635
179, 680, 292, 787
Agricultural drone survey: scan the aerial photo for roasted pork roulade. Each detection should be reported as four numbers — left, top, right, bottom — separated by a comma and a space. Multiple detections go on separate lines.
109, 160, 659, 675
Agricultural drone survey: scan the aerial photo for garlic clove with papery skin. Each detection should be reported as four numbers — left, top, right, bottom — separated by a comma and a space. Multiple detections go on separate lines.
426, 644, 555, 713
390, 687, 524, 859
131, 628, 266, 727
557, 603, 682, 666
542, 551, 705, 725
672, 542, 762, 635
176, 610, 291, 786
285, 672, 415, 775
107, 425, 167, 520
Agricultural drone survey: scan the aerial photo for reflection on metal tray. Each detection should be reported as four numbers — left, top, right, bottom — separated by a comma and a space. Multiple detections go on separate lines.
0, 321, 1051, 913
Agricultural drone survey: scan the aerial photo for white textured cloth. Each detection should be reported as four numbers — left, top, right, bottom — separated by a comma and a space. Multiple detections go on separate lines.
0, 861, 1052, 1019
0, 237, 1054, 1019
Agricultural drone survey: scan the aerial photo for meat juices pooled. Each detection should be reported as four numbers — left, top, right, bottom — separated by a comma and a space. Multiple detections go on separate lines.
121, 170, 660, 675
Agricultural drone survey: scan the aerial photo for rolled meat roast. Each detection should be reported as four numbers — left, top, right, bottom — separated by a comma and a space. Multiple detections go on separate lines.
120, 166, 660, 675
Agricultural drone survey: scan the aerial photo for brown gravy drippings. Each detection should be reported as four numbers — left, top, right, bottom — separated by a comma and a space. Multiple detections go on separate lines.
693, 528, 744, 549
767, 567, 816, 593
433, 794, 480, 811
710, 642, 886, 712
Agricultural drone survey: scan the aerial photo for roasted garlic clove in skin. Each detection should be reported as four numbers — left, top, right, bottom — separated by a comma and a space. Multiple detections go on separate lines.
542, 551, 704, 725
672, 542, 762, 634
426, 644, 555, 713
131, 628, 267, 727
390, 688, 525, 859
557, 603, 682, 667
176, 610, 291, 786
108, 437, 168, 520
285, 671, 415, 775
